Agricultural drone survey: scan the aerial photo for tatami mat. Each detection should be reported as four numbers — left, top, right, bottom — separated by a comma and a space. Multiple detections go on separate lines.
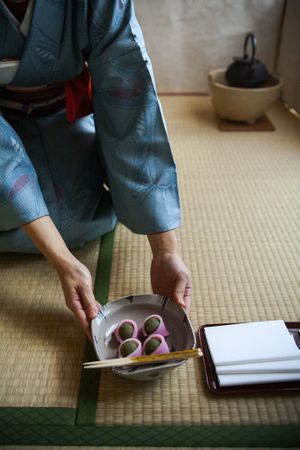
95, 96, 300, 427
0, 240, 100, 408
0, 96, 299, 446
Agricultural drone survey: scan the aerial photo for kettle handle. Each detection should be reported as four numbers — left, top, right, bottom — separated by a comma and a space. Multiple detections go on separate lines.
243, 33, 256, 63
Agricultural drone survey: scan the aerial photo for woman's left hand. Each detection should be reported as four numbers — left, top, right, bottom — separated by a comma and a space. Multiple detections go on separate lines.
150, 251, 192, 313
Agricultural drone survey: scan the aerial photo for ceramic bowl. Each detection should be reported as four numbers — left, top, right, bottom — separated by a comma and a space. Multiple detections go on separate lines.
208, 69, 283, 123
91, 294, 196, 381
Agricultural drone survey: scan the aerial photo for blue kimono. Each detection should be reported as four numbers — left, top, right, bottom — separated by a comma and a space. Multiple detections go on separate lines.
0, 0, 180, 253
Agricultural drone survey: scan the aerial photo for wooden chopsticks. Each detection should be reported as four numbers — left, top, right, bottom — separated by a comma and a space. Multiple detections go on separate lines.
83, 348, 203, 369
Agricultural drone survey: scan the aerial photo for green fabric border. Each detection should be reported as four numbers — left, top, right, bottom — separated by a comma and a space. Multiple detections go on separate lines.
93, 227, 116, 303
76, 228, 116, 426
0, 407, 75, 426
0, 425, 299, 446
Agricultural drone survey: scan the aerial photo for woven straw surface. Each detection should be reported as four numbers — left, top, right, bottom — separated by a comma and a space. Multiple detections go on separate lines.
96, 96, 300, 426
0, 240, 100, 408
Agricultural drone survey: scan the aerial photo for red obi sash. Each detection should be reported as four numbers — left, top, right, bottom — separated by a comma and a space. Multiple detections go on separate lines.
64, 64, 93, 123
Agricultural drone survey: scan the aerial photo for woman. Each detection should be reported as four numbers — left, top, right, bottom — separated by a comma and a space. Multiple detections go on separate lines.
0, 0, 192, 339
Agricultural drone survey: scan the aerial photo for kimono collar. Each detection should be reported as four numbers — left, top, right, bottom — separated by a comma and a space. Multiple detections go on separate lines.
0, 0, 34, 84
0, 2, 25, 58
0, 0, 33, 37
2, 1, 87, 87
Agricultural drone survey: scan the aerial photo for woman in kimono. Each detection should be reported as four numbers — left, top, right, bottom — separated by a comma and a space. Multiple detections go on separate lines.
0, 0, 192, 338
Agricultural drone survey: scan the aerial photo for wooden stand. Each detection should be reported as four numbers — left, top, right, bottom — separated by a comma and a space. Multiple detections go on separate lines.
218, 115, 275, 132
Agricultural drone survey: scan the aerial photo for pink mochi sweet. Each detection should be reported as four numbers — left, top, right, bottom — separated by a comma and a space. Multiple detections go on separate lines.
114, 319, 138, 343
141, 314, 170, 338
142, 334, 169, 356
118, 338, 142, 358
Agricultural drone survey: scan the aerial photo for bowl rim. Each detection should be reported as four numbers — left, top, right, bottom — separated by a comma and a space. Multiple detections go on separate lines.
90, 293, 196, 373
208, 68, 283, 92
112, 358, 187, 377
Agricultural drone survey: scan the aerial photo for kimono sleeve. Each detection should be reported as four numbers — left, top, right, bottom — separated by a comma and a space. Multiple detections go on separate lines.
0, 115, 49, 231
87, 0, 181, 234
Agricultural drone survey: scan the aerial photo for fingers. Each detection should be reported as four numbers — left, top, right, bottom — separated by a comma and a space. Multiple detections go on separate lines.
174, 273, 192, 312
65, 288, 99, 340
183, 285, 192, 314
78, 283, 98, 320
152, 278, 192, 313
173, 275, 188, 308
59, 260, 101, 340
76, 298, 102, 343
69, 300, 93, 341
95, 301, 101, 311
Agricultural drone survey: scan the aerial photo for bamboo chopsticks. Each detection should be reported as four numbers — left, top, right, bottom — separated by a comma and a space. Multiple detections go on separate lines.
83, 348, 203, 369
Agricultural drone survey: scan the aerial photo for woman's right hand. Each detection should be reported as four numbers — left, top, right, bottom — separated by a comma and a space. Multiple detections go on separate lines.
56, 258, 100, 340
22, 216, 99, 340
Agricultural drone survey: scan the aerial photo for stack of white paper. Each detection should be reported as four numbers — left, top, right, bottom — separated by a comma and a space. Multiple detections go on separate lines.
205, 320, 300, 387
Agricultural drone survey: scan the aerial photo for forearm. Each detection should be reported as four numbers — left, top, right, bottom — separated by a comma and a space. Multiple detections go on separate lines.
21, 216, 76, 271
147, 230, 177, 256
22, 216, 98, 338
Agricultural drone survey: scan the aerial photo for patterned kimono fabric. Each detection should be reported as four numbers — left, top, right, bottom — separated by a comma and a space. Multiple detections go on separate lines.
0, 0, 180, 253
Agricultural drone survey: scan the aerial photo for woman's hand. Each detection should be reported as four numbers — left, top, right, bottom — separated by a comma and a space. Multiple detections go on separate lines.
56, 258, 100, 340
147, 230, 192, 312
150, 251, 192, 312
22, 216, 99, 340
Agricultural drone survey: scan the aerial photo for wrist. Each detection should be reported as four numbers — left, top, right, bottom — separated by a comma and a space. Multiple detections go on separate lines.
50, 247, 77, 274
21, 216, 77, 272
147, 230, 177, 257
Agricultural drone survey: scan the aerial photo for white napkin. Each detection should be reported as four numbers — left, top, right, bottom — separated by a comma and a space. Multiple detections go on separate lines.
205, 320, 300, 366
217, 358, 300, 374
218, 372, 300, 387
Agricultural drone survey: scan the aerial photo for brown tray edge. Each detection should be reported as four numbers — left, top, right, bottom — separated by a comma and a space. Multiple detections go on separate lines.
197, 321, 300, 395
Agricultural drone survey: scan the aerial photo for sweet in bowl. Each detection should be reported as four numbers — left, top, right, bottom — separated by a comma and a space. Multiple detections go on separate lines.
91, 294, 196, 381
